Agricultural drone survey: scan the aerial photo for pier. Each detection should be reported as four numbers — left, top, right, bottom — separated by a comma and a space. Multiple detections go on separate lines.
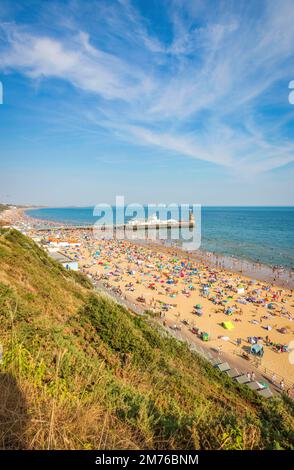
34, 220, 195, 232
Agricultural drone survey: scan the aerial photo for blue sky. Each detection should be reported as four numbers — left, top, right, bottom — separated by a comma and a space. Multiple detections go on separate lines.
0, 0, 294, 206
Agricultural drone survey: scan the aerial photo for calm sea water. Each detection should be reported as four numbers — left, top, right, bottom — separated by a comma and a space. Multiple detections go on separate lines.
27, 206, 294, 269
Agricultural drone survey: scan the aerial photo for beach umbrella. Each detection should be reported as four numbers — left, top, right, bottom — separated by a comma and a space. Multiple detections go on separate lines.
222, 321, 234, 330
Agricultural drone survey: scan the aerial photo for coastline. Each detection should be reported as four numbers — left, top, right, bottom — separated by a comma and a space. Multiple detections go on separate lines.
22, 207, 294, 289
2, 206, 294, 389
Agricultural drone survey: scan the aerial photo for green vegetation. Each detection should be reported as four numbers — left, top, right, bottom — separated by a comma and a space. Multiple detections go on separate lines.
0, 228, 293, 449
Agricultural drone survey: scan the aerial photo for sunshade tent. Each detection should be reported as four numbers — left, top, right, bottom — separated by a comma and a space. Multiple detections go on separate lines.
201, 332, 209, 341
222, 321, 234, 330
251, 344, 264, 355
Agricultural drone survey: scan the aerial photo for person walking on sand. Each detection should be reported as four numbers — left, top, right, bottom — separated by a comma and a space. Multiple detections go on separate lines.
272, 373, 276, 384
280, 379, 285, 391
251, 371, 256, 382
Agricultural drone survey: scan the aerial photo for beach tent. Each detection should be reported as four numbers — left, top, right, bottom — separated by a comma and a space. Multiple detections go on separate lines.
250, 344, 264, 356
222, 321, 234, 330
237, 284, 245, 294
201, 286, 209, 296
201, 332, 209, 341
264, 325, 272, 331
248, 336, 257, 344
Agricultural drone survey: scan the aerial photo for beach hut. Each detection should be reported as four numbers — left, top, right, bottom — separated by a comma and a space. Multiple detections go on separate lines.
257, 388, 273, 399
222, 321, 234, 330
226, 368, 240, 378
201, 286, 210, 297
247, 382, 263, 391
216, 362, 231, 372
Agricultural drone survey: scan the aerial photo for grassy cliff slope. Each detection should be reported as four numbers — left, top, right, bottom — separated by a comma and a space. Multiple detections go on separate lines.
0, 228, 293, 450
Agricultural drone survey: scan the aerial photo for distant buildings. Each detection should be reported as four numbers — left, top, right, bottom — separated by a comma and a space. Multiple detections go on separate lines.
49, 251, 79, 271
47, 238, 81, 247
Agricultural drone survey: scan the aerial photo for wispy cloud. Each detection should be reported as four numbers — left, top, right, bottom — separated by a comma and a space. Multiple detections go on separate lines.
0, 0, 293, 173
0, 24, 155, 100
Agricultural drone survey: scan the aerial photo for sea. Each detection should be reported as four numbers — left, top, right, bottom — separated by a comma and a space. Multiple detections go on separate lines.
27, 206, 294, 271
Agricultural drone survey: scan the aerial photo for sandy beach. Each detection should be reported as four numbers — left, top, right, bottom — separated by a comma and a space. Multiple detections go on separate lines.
2, 207, 294, 391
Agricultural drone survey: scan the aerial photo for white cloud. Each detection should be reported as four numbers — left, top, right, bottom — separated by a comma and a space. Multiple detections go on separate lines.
0, 0, 294, 174
0, 24, 155, 101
